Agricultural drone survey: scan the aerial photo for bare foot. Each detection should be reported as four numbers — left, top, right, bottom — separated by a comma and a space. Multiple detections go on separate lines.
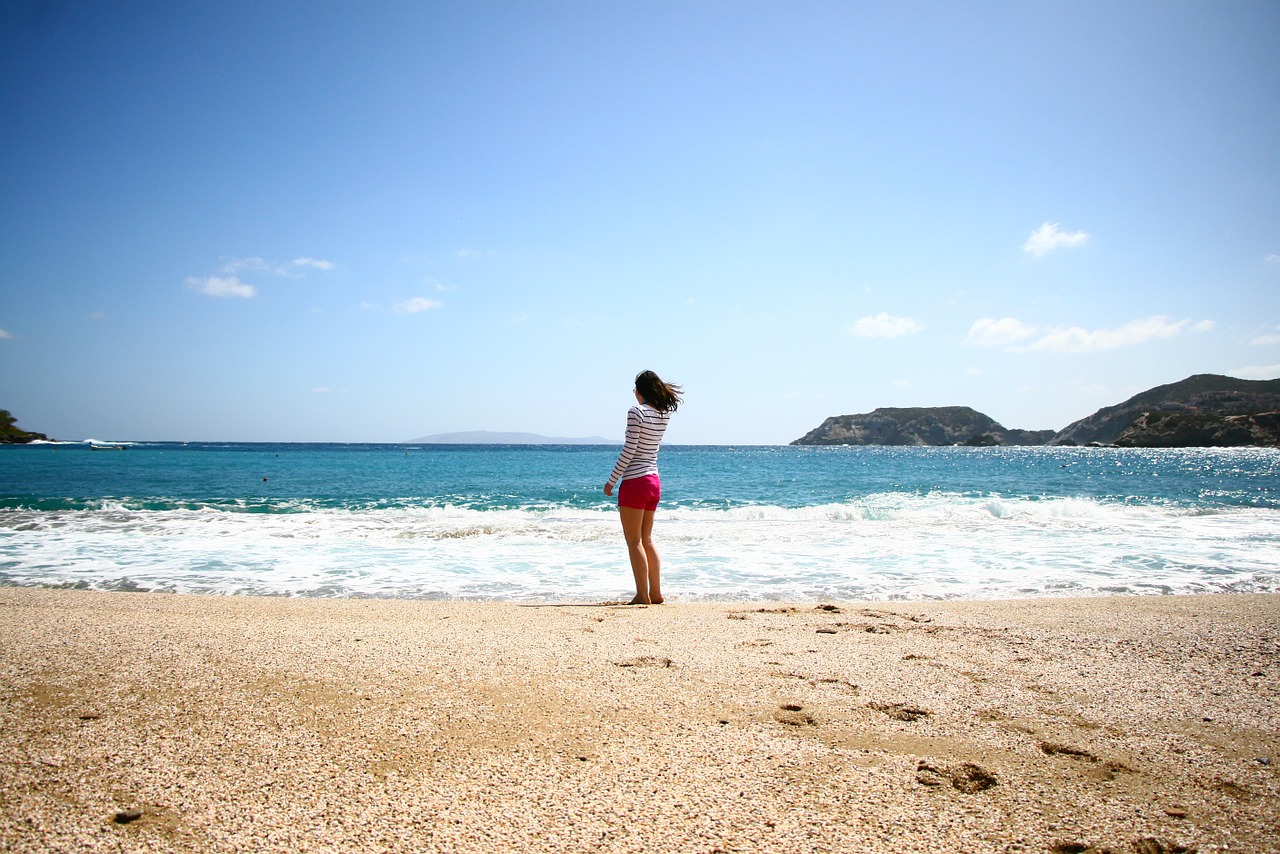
628, 596, 651, 605
651, 595, 664, 604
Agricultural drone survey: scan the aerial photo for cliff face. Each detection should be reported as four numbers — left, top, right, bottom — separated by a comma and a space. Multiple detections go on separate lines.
1053, 374, 1280, 446
1112, 410, 1280, 448
791, 406, 1053, 447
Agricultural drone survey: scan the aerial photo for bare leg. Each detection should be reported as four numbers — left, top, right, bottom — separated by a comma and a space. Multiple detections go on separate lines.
619, 506, 651, 604
639, 509, 662, 604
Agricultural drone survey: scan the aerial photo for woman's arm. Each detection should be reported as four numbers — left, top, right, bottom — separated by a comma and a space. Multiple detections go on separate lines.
604, 408, 641, 493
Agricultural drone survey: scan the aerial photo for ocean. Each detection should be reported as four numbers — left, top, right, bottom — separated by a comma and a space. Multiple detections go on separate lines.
1, 442, 1277, 602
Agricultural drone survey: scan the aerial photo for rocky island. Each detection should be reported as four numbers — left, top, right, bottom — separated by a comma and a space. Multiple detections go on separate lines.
792, 374, 1280, 448
791, 406, 1053, 447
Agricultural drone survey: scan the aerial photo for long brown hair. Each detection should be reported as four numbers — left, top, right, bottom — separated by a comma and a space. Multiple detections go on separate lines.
635, 370, 683, 413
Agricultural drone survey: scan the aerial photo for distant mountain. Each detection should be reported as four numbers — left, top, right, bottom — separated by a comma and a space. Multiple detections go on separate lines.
791, 406, 1053, 447
1052, 374, 1280, 446
409, 430, 616, 445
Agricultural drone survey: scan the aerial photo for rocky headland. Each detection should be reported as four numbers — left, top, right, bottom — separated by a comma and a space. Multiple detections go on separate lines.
1052, 374, 1280, 447
792, 374, 1280, 448
0, 409, 47, 444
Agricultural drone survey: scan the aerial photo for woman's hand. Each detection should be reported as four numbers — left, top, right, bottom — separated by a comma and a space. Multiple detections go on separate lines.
603, 481, 614, 496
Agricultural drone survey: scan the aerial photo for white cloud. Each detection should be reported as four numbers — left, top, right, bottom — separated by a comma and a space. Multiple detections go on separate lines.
1251, 326, 1280, 346
1023, 222, 1089, 257
186, 275, 256, 298
0, 327, 12, 340
1031, 315, 1208, 353
848, 312, 923, 339
426, 277, 456, 292
964, 316, 1038, 347
965, 367, 982, 376
1234, 364, 1280, 380
313, 387, 332, 394
218, 256, 335, 277
360, 301, 380, 310
222, 257, 280, 275
395, 297, 443, 314
1266, 254, 1280, 263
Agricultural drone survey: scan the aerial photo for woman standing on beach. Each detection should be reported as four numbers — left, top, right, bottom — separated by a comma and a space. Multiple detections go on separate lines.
604, 370, 683, 605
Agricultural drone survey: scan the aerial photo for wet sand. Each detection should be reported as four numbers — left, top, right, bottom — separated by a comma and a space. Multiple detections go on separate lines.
1, 588, 1277, 853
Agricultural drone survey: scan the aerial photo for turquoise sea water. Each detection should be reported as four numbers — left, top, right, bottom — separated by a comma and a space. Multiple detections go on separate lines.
1, 442, 1277, 601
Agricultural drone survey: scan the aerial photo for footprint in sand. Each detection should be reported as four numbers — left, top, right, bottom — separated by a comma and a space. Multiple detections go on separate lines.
774, 703, 818, 727
614, 656, 674, 668
915, 760, 997, 793
871, 701, 930, 722
1038, 741, 1135, 780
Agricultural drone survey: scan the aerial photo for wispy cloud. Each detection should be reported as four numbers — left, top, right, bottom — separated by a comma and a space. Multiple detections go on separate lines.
185, 275, 256, 298
187, 254, 334, 299
1023, 222, 1088, 257
218, 255, 335, 277
221, 257, 281, 275
0, 327, 12, 340
1251, 326, 1280, 346
964, 317, 1038, 347
1266, 254, 1280, 263
848, 312, 923, 339
395, 297, 443, 314
1031, 315, 1210, 353
1234, 364, 1280, 380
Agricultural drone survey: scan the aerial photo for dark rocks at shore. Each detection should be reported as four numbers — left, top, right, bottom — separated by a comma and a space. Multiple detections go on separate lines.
790, 406, 1054, 447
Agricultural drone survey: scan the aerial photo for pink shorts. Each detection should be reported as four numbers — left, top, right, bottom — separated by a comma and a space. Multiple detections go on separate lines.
617, 474, 661, 511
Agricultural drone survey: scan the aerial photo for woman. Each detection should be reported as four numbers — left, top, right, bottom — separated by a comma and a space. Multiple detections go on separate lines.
603, 370, 683, 605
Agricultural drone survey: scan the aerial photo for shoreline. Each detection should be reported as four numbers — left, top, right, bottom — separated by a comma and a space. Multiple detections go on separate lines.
2, 589, 1277, 852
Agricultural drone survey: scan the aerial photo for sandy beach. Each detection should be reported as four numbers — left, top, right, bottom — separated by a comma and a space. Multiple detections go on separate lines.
1, 589, 1276, 853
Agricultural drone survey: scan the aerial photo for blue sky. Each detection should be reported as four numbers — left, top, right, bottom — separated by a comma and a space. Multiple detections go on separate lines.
2, 0, 1277, 444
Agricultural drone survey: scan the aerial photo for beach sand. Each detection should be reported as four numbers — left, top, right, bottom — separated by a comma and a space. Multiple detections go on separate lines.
1, 589, 1277, 853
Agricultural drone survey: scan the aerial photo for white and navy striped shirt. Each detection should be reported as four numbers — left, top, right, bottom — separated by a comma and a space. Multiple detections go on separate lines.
607, 404, 671, 486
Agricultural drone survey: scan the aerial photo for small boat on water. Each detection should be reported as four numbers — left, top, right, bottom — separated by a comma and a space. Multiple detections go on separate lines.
89, 443, 128, 451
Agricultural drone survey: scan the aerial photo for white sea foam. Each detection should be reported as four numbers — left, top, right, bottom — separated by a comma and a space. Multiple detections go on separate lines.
1, 494, 1276, 601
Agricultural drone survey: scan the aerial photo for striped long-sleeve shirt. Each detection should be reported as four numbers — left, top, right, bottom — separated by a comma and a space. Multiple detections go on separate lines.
607, 404, 671, 487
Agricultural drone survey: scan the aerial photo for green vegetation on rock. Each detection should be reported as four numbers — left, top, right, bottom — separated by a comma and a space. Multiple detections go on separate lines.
792, 374, 1280, 448
0, 410, 48, 444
